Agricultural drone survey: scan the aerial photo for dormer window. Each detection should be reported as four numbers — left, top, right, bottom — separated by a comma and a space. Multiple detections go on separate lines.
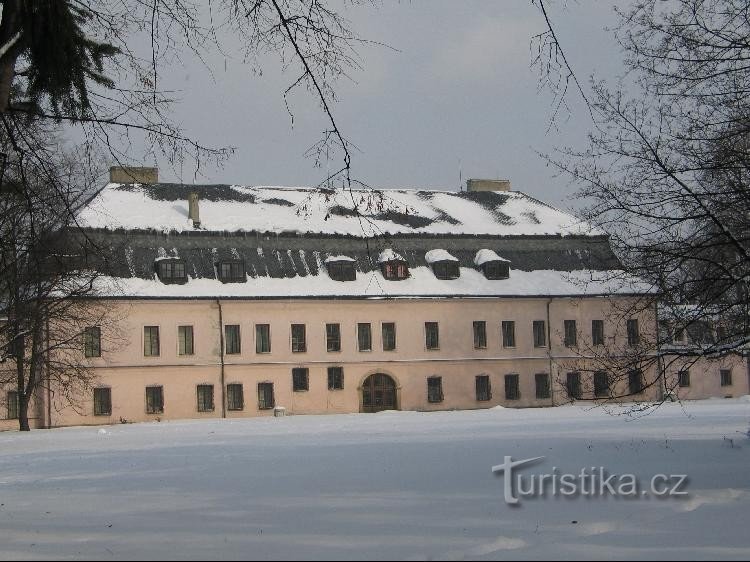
425, 249, 460, 280
217, 260, 246, 283
378, 249, 409, 280
474, 249, 510, 280
325, 256, 356, 282
156, 258, 187, 284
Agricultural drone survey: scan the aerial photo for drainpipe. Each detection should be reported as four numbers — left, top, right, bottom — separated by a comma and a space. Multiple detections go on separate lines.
45, 315, 52, 429
546, 298, 554, 406
654, 301, 666, 402
216, 299, 226, 419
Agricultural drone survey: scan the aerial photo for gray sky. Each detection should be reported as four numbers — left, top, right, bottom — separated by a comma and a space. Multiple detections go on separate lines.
127, 1, 624, 210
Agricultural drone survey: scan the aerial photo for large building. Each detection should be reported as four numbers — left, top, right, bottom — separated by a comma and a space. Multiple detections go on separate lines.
2, 168, 744, 430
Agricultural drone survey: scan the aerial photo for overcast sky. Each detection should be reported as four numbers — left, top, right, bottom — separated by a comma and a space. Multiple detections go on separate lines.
123, 1, 624, 210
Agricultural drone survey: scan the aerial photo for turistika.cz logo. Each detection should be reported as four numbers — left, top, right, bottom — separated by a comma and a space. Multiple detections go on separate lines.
491, 456, 689, 505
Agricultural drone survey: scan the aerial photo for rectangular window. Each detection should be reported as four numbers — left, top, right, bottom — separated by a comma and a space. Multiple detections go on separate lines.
476, 375, 492, 401
594, 372, 610, 398
533, 320, 546, 348
326, 323, 341, 352
93, 388, 112, 416
535, 373, 551, 399
328, 367, 344, 390
566, 372, 582, 400
7, 391, 19, 420
144, 326, 160, 357
505, 374, 520, 400
473, 321, 487, 349
291, 324, 306, 353
84, 326, 101, 358
425, 322, 439, 350
258, 382, 275, 410
197, 384, 215, 412
292, 367, 309, 392
592, 320, 604, 346
178, 325, 194, 356
627, 319, 640, 346
564, 320, 577, 347
357, 323, 372, 352
629, 370, 644, 395
678, 370, 690, 387
720, 369, 733, 387
225, 325, 241, 355
382, 322, 396, 351
501, 321, 516, 348
427, 376, 444, 403
218, 261, 245, 283
145, 386, 164, 414
227, 383, 244, 411
255, 324, 271, 354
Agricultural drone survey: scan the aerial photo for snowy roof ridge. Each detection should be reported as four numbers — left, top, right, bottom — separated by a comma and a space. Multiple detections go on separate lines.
75, 182, 602, 238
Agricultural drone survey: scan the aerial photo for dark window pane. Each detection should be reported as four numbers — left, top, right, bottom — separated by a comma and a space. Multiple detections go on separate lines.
84, 326, 101, 358
146, 386, 164, 414
94, 388, 112, 416
292, 368, 309, 392
720, 369, 732, 387
144, 326, 160, 357
594, 372, 610, 398
178, 325, 194, 355
327, 261, 356, 281
678, 370, 690, 387
627, 319, 640, 346
592, 320, 604, 346
564, 320, 577, 347
197, 384, 214, 412
256, 324, 271, 353
505, 374, 520, 400
473, 321, 487, 349
218, 261, 245, 283
225, 325, 241, 354
258, 383, 275, 410
157, 259, 187, 284
482, 261, 510, 280
326, 323, 341, 352
382, 261, 409, 280
427, 377, 443, 403
328, 367, 344, 390
566, 372, 582, 400
433, 261, 459, 280
227, 384, 244, 411
357, 323, 372, 351
425, 322, 439, 350
7, 391, 19, 420
291, 324, 306, 353
476, 375, 492, 401
628, 370, 644, 395
502, 321, 516, 348
382, 323, 396, 351
535, 373, 550, 399
533, 320, 546, 348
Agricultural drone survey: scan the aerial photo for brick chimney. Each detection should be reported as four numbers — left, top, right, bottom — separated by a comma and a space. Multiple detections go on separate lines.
188, 192, 200, 228
466, 179, 511, 192
109, 166, 159, 184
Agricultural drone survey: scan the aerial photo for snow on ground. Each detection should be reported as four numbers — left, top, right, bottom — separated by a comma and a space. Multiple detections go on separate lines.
1, 400, 750, 560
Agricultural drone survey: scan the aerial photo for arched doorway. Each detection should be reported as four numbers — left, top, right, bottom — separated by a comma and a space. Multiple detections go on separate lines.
361, 373, 398, 413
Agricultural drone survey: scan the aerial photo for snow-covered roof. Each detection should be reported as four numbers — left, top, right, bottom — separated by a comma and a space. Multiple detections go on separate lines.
425, 249, 458, 264
94, 268, 650, 299
474, 249, 510, 266
378, 249, 406, 263
76, 183, 600, 237
324, 255, 356, 263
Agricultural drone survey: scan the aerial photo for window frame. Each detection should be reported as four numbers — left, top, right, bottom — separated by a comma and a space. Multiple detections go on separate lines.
327, 366, 344, 391
255, 324, 271, 354
594, 371, 610, 398
145, 386, 164, 414
628, 370, 645, 395
258, 382, 275, 410
481, 261, 510, 280
291, 324, 307, 353
143, 326, 160, 357
678, 370, 691, 388
84, 326, 101, 358
720, 369, 733, 387
217, 260, 246, 283
473, 321, 487, 349
532, 320, 546, 348
226, 383, 244, 411
197, 384, 215, 412
427, 376, 444, 403
292, 367, 309, 392
564, 320, 577, 347
382, 322, 397, 352
432, 260, 460, 280
501, 321, 516, 348
505, 374, 520, 401
535, 373, 551, 399
381, 260, 409, 281
592, 320, 605, 346
326, 323, 342, 352
156, 258, 188, 284
178, 325, 194, 356
225, 324, 241, 355
566, 372, 582, 400
93, 387, 112, 416
7, 390, 19, 420
327, 260, 356, 282
475, 375, 492, 402
357, 323, 372, 352
424, 322, 440, 350
627, 319, 640, 347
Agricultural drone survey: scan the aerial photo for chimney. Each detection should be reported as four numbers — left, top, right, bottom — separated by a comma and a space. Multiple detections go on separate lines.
188, 192, 200, 228
109, 166, 159, 184
466, 178, 511, 192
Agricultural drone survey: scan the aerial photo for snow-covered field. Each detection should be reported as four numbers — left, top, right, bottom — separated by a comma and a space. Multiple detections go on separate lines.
2, 400, 750, 560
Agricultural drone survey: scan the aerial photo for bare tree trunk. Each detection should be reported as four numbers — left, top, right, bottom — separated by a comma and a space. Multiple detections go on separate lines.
18, 392, 30, 431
